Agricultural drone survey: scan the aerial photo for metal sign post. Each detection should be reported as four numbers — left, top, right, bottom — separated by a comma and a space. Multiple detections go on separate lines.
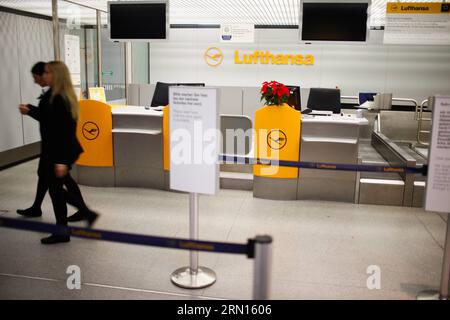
439, 218, 450, 299
171, 193, 216, 289
417, 95, 450, 300
418, 217, 450, 300
168, 86, 220, 289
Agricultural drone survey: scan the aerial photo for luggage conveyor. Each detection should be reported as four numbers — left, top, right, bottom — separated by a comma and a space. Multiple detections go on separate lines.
357, 110, 429, 207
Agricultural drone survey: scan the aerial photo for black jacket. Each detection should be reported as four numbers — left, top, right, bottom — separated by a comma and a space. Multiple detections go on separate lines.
28, 90, 83, 165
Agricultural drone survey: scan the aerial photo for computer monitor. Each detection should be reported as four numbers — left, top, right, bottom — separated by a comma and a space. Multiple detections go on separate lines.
151, 82, 205, 107
358, 92, 377, 105
300, 1, 370, 43
306, 88, 341, 114
287, 86, 301, 111
109, 1, 169, 41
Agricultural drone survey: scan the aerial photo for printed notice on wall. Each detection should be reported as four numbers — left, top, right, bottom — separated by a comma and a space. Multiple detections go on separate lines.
425, 96, 450, 213
169, 87, 219, 195
64, 34, 81, 85
384, 2, 450, 45
220, 24, 255, 43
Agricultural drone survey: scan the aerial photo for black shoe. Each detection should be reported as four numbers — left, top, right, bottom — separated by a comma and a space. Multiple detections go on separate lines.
85, 210, 99, 228
41, 234, 70, 245
67, 210, 84, 222
17, 207, 42, 218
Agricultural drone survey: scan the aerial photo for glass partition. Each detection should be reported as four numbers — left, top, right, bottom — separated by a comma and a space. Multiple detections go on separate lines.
100, 12, 126, 103
58, 1, 98, 99
132, 42, 150, 85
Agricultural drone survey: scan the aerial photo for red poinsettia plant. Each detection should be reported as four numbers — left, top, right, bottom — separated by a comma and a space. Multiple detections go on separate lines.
260, 81, 290, 106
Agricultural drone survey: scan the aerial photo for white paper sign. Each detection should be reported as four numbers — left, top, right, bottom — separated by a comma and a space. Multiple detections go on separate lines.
220, 24, 255, 43
64, 34, 81, 85
169, 87, 219, 195
384, 2, 450, 45
425, 96, 450, 213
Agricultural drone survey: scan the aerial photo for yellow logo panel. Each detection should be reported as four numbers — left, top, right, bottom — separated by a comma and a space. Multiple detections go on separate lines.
76, 100, 113, 167
387, 2, 449, 14
254, 104, 301, 179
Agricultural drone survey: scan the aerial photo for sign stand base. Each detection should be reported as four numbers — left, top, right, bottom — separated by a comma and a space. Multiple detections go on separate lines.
416, 290, 441, 300
171, 267, 216, 289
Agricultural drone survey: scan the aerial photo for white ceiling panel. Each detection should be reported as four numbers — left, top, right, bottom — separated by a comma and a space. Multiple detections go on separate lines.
0, 0, 445, 27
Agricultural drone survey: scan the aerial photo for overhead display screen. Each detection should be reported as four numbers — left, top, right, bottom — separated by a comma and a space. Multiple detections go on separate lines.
301, 2, 369, 42
109, 2, 167, 40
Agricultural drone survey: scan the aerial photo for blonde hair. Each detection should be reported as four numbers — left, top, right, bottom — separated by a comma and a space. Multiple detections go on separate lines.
48, 61, 79, 121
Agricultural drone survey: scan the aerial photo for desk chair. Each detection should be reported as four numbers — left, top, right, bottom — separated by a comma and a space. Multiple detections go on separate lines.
307, 88, 341, 114
287, 85, 301, 111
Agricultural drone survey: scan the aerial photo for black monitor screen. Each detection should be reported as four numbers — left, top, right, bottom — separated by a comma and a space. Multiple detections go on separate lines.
301, 3, 368, 42
109, 2, 167, 40
151, 82, 205, 107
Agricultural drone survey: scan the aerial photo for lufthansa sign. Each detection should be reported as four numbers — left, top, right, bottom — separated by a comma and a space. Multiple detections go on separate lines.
204, 47, 224, 67
204, 47, 314, 66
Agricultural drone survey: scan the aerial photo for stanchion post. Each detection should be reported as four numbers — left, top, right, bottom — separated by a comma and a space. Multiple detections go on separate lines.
439, 215, 450, 299
417, 214, 450, 300
189, 192, 199, 274
253, 235, 273, 300
171, 193, 216, 289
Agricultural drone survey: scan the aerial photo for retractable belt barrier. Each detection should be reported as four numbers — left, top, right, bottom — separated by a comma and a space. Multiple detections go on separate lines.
219, 155, 427, 175
0, 216, 253, 257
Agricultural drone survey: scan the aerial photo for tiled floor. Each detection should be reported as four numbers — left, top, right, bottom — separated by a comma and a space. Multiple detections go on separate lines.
0, 159, 447, 299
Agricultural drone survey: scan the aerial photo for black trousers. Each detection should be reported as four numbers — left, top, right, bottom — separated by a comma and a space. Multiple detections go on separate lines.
40, 157, 88, 226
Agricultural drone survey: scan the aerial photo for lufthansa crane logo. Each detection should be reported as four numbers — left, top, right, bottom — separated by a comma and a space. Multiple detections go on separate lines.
204, 47, 224, 67
267, 129, 287, 150
82, 121, 100, 140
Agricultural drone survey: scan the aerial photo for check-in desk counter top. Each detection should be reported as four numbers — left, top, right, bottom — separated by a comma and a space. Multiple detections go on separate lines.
297, 114, 368, 202
111, 106, 165, 189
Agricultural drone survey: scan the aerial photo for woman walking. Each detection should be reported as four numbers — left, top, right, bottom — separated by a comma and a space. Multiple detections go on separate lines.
38, 61, 98, 244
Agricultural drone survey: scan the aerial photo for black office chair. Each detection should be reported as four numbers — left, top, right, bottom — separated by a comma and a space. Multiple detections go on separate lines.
306, 88, 341, 113
151, 82, 171, 107
287, 85, 301, 111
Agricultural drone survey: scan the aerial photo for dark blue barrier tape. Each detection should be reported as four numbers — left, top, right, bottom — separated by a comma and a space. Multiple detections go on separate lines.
219, 155, 426, 175
0, 216, 252, 257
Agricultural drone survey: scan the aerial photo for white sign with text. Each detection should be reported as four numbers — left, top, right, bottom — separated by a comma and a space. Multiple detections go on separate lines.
384, 2, 450, 45
64, 34, 81, 85
169, 87, 219, 195
220, 24, 255, 43
425, 96, 450, 213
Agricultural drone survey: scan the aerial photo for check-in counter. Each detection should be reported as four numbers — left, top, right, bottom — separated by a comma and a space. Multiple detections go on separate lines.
76, 98, 368, 204
74, 100, 166, 189
252, 111, 368, 202
297, 114, 368, 202
112, 106, 165, 189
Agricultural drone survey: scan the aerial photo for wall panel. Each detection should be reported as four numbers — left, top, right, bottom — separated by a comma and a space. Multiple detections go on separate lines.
17, 15, 43, 145
149, 28, 450, 104
0, 12, 23, 152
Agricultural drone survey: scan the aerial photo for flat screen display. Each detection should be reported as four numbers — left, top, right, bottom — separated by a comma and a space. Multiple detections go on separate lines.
301, 2, 368, 42
109, 2, 167, 40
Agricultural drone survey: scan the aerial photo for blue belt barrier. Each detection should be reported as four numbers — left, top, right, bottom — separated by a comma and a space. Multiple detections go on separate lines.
219, 155, 427, 175
0, 216, 253, 257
